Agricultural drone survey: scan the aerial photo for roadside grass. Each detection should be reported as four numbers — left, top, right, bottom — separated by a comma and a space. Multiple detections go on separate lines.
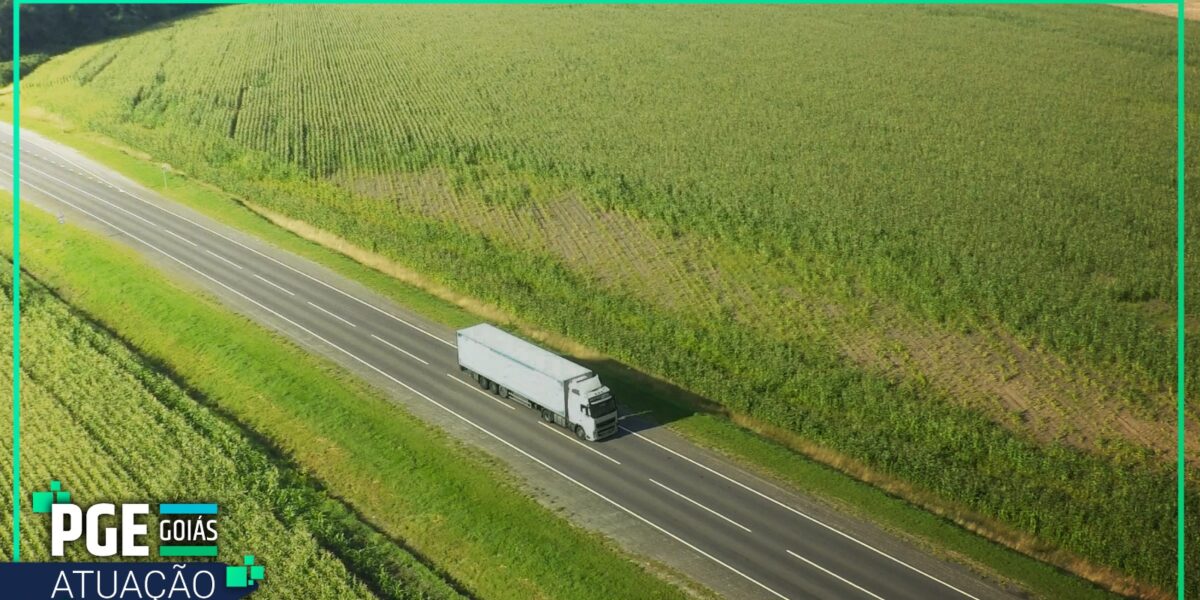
2, 200, 691, 600
6, 112, 1123, 600
0, 218, 460, 600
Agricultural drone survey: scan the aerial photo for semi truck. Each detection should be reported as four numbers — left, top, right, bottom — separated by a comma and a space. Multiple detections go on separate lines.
457, 324, 619, 441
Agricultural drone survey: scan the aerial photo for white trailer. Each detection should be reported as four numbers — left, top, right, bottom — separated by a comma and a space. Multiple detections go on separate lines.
457, 324, 618, 441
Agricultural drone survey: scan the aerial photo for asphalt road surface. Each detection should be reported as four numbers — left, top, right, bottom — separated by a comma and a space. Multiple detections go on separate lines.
1, 124, 1023, 600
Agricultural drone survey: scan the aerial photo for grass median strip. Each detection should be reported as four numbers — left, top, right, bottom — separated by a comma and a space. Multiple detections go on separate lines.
3, 201, 692, 600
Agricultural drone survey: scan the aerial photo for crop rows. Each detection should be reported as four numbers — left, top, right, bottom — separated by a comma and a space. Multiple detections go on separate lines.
0, 266, 462, 600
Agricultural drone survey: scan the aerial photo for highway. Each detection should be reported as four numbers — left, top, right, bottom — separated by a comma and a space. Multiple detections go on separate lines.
1, 124, 1019, 600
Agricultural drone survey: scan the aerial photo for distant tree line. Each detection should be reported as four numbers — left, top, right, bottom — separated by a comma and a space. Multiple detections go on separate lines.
0, 3, 210, 82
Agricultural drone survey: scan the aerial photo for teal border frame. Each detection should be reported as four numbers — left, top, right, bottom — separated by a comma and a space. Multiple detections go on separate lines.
1176, 7, 1188, 599
6, 2, 1189, 597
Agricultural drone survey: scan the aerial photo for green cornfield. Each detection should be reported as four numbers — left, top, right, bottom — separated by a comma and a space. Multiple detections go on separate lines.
19, 4, 1200, 595
0, 264, 463, 600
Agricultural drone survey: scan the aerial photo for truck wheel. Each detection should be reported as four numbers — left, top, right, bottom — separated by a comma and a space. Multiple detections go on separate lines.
541, 409, 553, 423
497, 385, 507, 398
574, 425, 587, 440
477, 376, 489, 390
489, 380, 500, 394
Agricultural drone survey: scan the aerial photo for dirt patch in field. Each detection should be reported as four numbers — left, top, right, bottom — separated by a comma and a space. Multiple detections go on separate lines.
838, 306, 1196, 462
12, 105, 77, 132
1113, 2, 1200, 20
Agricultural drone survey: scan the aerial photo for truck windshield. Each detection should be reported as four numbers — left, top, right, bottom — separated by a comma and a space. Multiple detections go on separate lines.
588, 398, 616, 418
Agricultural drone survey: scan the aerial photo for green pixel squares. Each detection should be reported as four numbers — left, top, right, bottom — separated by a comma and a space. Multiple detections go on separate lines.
31, 491, 53, 514
226, 555, 264, 588
32, 480, 71, 514
226, 566, 248, 588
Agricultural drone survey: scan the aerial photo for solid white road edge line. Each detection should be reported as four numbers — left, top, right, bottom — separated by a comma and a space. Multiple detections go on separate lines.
22, 161, 162, 230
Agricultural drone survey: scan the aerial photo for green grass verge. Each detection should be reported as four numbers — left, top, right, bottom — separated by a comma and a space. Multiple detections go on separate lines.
0, 225, 460, 599
8, 111, 1119, 600
3, 196, 689, 600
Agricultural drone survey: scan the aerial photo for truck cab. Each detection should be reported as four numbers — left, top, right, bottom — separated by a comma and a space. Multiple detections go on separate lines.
570, 374, 619, 440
